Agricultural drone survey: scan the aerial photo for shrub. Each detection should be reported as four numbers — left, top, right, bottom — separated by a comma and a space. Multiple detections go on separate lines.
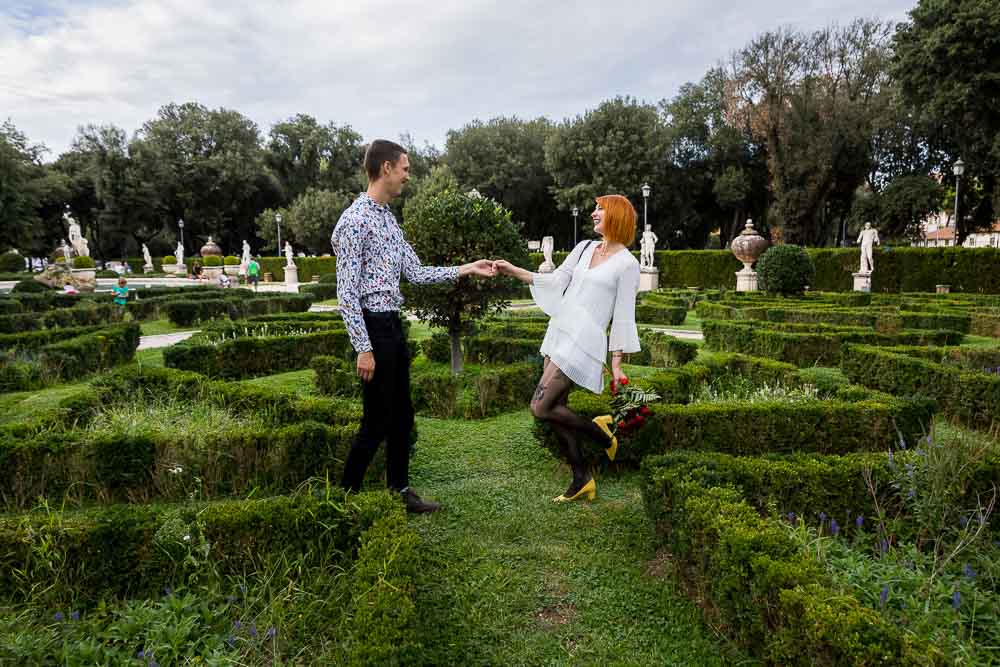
464, 335, 540, 364
95, 270, 118, 278
635, 302, 687, 325
319, 272, 337, 284
640, 453, 943, 664
312, 355, 361, 397
632, 331, 699, 367
841, 343, 1000, 431
0, 252, 25, 273
410, 361, 540, 419
203, 255, 222, 267
757, 244, 815, 295
223, 255, 239, 265
420, 331, 452, 363
163, 254, 177, 264
299, 282, 338, 301
11, 279, 47, 294
72, 256, 96, 269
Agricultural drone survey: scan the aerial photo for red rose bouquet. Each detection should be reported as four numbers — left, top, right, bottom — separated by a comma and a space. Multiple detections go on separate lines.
608, 379, 659, 438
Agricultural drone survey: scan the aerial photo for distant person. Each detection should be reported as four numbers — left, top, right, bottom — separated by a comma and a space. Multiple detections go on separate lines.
62, 283, 79, 296
247, 256, 261, 290
191, 259, 203, 280
112, 277, 129, 309
217, 272, 231, 288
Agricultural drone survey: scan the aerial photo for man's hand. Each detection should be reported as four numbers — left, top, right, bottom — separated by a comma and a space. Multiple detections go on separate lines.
357, 351, 375, 383
459, 259, 496, 278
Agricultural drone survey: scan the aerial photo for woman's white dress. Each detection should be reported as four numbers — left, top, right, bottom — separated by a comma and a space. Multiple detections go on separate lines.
529, 241, 641, 394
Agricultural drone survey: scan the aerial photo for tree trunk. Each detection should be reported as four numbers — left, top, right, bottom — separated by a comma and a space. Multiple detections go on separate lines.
449, 329, 463, 375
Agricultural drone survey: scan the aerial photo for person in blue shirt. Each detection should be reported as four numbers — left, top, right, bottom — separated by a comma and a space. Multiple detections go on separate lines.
112, 277, 129, 308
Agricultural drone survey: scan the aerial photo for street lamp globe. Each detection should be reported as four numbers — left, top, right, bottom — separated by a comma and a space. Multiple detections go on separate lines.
953, 159, 965, 177
571, 206, 579, 247
642, 183, 651, 199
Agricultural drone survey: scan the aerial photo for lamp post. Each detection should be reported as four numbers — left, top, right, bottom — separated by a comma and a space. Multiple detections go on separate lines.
275, 212, 283, 256
953, 159, 965, 233
571, 206, 579, 247
178, 218, 184, 248
641, 182, 651, 231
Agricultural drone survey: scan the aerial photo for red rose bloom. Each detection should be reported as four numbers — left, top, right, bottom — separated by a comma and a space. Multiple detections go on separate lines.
640, 406, 651, 416
618, 420, 626, 430
635, 415, 646, 426
620, 377, 629, 386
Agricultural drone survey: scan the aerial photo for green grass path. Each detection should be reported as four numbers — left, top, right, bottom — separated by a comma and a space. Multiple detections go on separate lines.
407, 411, 752, 666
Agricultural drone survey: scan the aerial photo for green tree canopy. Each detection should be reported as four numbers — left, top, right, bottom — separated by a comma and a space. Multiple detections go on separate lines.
402, 189, 528, 373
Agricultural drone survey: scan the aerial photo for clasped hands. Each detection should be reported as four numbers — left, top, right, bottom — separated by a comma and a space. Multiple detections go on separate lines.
458, 259, 521, 278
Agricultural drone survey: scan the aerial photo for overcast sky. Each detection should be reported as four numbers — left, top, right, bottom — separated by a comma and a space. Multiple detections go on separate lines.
2, 0, 917, 159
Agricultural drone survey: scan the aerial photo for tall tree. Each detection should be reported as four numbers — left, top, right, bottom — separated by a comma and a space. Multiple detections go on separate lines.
265, 114, 364, 202
256, 187, 354, 255
133, 102, 268, 255
727, 20, 894, 245
544, 98, 669, 249
445, 117, 557, 242
893, 0, 1000, 243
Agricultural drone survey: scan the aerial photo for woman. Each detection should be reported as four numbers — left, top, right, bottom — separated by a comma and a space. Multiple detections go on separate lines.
494, 195, 641, 502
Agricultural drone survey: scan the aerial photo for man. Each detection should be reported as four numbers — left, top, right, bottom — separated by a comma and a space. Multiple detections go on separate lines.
332, 139, 495, 513
247, 256, 260, 290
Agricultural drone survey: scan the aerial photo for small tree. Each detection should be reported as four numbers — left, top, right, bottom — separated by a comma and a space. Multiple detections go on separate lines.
757, 244, 815, 295
403, 189, 528, 373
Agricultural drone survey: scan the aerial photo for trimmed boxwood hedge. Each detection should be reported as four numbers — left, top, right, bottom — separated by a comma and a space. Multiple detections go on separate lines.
0, 302, 116, 333
640, 452, 943, 665
409, 361, 541, 419
530, 247, 1000, 293
163, 293, 313, 326
841, 343, 1000, 431
0, 419, 367, 509
702, 319, 964, 367
534, 388, 935, 467
635, 301, 687, 325
631, 331, 699, 367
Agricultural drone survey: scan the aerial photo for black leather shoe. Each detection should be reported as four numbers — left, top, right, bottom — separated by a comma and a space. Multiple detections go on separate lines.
401, 488, 441, 514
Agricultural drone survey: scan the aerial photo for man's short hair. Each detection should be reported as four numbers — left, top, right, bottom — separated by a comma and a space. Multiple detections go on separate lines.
364, 139, 407, 182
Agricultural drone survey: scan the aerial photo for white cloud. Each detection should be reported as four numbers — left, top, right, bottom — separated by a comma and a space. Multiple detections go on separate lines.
1, 0, 916, 158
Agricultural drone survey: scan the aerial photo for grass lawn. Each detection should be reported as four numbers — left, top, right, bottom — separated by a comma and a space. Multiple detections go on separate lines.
406, 412, 753, 665
0, 382, 91, 425
139, 318, 194, 336
240, 368, 316, 395
134, 348, 164, 367
961, 334, 1000, 348
315, 298, 339, 306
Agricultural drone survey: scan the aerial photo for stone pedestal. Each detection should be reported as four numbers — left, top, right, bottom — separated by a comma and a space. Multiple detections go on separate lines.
202, 267, 223, 281
736, 266, 758, 292
70, 268, 97, 292
143, 264, 155, 274
638, 268, 659, 292
224, 264, 241, 276
284, 265, 298, 286
176, 263, 187, 276
853, 271, 872, 293
936, 284, 951, 294
537, 261, 555, 274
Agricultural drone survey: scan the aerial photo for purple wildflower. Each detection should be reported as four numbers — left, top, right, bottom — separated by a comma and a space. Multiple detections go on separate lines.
787, 512, 797, 525
54, 612, 64, 622
249, 623, 258, 638
888, 450, 895, 467
898, 434, 907, 450
234, 620, 242, 631
819, 511, 827, 523
879, 584, 889, 609
226, 635, 236, 649
952, 590, 961, 610
963, 564, 977, 580
136, 649, 145, 659
70, 611, 80, 622
830, 519, 840, 536
908, 489, 916, 499
959, 516, 969, 529
855, 515, 864, 529
880, 539, 889, 555
150, 661, 159, 667
163, 586, 172, 597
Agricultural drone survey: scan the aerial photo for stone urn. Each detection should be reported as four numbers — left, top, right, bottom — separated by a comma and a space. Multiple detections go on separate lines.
200, 236, 223, 258
730, 219, 769, 292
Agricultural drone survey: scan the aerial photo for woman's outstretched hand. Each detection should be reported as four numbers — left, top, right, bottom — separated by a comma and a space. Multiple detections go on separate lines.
492, 259, 513, 275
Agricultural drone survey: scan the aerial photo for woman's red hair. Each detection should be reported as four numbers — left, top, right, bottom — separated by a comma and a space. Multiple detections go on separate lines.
596, 194, 637, 246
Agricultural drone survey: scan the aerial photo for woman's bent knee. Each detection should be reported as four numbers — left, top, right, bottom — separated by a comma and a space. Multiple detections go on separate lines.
530, 401, 548, 420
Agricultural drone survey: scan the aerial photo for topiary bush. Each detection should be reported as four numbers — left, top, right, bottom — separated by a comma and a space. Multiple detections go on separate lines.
203, 255, 222, 267
72, 256, 96, 269
12, 279, 48, 294
224, 255, 239, 265
163, 255, 177, 265
0, 252, 25, 273
757, 244, 815, 295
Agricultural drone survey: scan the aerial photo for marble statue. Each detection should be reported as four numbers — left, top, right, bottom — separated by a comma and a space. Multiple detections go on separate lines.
142, 243, 153, 268
61, 239, 72, 266
538, 236, 555, 273
640, 224, 659, 270
857, 223, 880, 274
65, 208, 90, 257
284, 241, 295, 268
175, 241, 184, 267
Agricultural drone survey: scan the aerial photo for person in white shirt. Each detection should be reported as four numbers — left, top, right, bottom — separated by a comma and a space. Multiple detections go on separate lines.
494, 194, 641, 502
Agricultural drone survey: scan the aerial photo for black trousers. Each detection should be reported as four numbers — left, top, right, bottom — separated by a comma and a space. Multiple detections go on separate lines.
341, 310, 414, 492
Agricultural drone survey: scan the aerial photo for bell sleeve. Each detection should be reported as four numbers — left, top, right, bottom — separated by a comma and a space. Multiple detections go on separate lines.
529, 241, 589, 317
608, 260, 641, 353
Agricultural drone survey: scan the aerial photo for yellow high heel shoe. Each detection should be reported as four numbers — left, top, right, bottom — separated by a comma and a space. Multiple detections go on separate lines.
593, 415, 618, 461
553, 478, 597, 503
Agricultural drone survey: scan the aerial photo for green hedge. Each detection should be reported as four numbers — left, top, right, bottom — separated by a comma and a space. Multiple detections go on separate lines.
841, 344, 1000, 431
631, 331, 699, 367
164, 293, 313, 326
299, 282, 338, 301
534, 377, 935, 467
640, 453, 942, 665
971, 311, 1000, 337
312, 355, 361, 398
703, 319, 964, 367
0, 490, 418, 655
0, 323, 140, 392
635, 302, 687, 325
531, 248, 1000, 293
164, 328, 351, 379
257, 256, 337, 282
0, 302, 116, 333
0, 419, 368, 509
464, 335, 541, 365
0, 324, 107, 352
410, 362, 541, 419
